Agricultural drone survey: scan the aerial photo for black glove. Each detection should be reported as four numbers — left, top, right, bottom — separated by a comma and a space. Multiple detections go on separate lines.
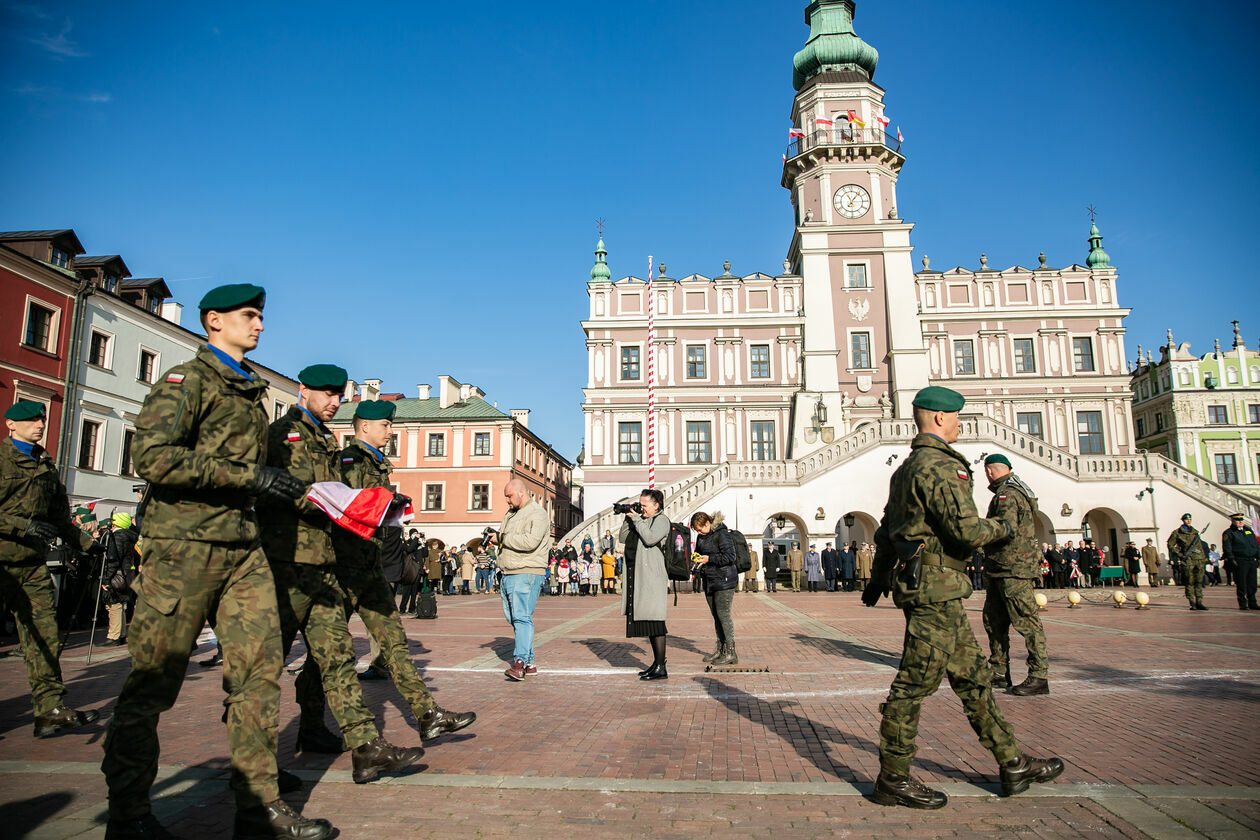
25, 519, 59, 544
253, 466, 305, 504
861, 579, 887, 607
998, 519, 1015, 541
390, 492, 411, 510
87, 541, 106, 556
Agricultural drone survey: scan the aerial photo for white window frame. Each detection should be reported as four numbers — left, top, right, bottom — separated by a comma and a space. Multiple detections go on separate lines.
469, 481, 493, 512
952, 338, 977, 376
617, 342, 644, 383
426, 432, 446, 458
848, 329, 874, 371
843, 260, 871, 289
748, 343, 772, 380
1071, 335, 1096, 373
137, 345, 159, 384
471, 430, 493, 458
77, 416, 105, 471
273, 401, 288, 421
422, 481, 446, 512
684, 343, 709, 381
1012, 337, 1037, 374
119, 424, 138, 477
87, 328, 114, 370
21, 296, 61, 353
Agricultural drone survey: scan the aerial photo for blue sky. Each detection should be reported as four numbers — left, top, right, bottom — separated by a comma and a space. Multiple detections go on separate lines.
3, 1, 1257, 459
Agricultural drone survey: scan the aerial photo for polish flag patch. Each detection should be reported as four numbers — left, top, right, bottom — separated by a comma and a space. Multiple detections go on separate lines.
286, 432, 301, 442
956, 470, 969, 480
342, 457, 355, 464
165, 373, 184, 384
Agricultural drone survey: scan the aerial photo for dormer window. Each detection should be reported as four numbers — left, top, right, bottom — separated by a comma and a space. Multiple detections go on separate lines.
147, 296, 160, 313
50, 247, 70, 268
103, 274, 118, 292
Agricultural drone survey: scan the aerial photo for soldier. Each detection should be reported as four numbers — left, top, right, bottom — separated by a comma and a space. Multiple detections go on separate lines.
101, 285, 334, 840
743, 541, 759, 592
259, 364, 423, 783
1221, 513, 1259, 611
307, 400, 475, 742
786, 542, 804, 592
978, 454, 1049, 696
1140, 538, 1160, 587
863, 386, 1062, 809
0, 399, 100, 737
1168, 513, 1208, 610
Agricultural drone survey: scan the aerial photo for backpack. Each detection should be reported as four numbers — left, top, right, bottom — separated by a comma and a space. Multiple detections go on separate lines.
729, 529, 752, 574
662, 522, 692, 582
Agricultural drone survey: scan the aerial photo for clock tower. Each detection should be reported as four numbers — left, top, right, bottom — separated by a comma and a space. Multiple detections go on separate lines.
783, 0, 929, 455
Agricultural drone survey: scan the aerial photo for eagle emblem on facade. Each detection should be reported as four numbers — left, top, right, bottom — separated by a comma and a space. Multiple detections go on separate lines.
848, 296, 870, 321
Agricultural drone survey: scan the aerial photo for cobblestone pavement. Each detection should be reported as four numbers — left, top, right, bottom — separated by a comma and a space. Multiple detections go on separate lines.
2, 583, 1257, 839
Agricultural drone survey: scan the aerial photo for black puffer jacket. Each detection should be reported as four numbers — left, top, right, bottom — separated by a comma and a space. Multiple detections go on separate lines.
695, 518, 738, 593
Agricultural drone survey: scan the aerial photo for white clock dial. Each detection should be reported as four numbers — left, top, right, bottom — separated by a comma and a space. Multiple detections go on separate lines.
833, 184, 871, 219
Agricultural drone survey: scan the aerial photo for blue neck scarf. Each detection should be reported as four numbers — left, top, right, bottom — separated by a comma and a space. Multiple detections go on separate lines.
207, 344, 253, 380
359, 440, 385, 462
9, 437, 36, 461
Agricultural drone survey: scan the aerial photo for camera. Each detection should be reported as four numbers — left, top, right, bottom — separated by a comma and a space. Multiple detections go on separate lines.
613, 501, 642, 515
481, 526, 498, 544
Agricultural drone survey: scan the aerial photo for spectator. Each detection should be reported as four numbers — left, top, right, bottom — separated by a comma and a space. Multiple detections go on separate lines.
804, 544, 822, 592
620, 489, 670, 680
763, 546, 780, 593
600, 529, 615, 558
820, 542, 838, 592
1046, 543, 1066, 589
493, 479, 549, 681
1123, 541, 1142, 586
601, 549, 616, 594
786, 543, 804, 592
425, 544, 443, 593
475, 548, 493, 594
580, 534, 594, 555
396, 529, 424, 615
101, 512, 139, 646
690, 511, 739, 665
1206, 545, 1222, 586
460, 548, 475, 595
856, 542, 873, 588
743, 542, 759, 592
579, 546, 595, 595
968, 550, 985, 590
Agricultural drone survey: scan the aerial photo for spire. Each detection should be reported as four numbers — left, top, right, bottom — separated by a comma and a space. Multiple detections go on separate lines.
1086, 222, 1111, 269
792, 1, 879, 90
589, 235, 611, 283
1233, 319, 1245, 349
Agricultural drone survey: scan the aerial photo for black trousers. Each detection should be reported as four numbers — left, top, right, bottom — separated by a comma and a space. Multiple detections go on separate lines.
1235, 559, 1259, 607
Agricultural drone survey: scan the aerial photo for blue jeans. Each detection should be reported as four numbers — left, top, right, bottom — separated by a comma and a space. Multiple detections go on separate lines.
476, 568, 492, 591
500, 573, 542, 665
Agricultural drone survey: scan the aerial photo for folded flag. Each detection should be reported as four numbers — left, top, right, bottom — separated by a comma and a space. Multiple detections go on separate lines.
306, 481, 412, 539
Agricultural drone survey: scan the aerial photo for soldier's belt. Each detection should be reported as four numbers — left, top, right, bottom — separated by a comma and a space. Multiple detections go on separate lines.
921, 553, 968, 573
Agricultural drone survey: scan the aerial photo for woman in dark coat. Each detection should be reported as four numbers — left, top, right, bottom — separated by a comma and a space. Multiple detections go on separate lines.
618, 488, 670, 680
690, 511, 739, 665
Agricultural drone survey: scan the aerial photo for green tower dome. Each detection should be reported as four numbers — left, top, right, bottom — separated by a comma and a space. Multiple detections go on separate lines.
792, 0, 879, 90
1086, 223, 1111, 269
589, 236, 611, 283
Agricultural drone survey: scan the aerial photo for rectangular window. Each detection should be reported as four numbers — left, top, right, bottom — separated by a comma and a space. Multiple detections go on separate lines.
686, 345, 706, 379
273, 401, 287, 421
1013, 338, 1036, 373
618, 422, 642, 464
473, 431, 491, 456
88, 331, 110, 368
953, 340, 976, 375
471, 483, 490, 511
424, 484, 443, 511
749, 345, 771, 378
24, 302, 55, 351
78, 420, 100, 470
427, 433, 445, 456
750, 420, 775, 460
620, 346, 640, 380
1072, 337, 1095, 372
851, 333, 872, 369
1156, 413, 1164, 431
1214, 453, 1239, 485
103, 274, 118, 293
1250, 405, 1260, 424
1136, 417, 1146, 438
138, 349, 156, 383
686, 421, 712, 464
384, 434, 399, 457
1077, 410, 1104, 454
846, 264, 868, 288
50, 247, 70, 268
1208, 405, 1228, 425
121, 429, 136, 477
1016, 412, 1044, 440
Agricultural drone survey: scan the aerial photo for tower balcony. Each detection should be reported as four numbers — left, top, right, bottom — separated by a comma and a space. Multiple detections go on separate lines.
783, 127, 905, 184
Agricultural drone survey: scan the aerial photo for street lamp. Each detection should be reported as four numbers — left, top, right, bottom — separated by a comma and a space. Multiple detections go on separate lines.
775, 515, 787, 531
843, 513, 855, 528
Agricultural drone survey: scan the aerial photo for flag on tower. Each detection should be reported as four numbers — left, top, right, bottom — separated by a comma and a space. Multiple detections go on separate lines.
876, 115, 889, 128
788, 127, 805, 139
896, 126, 904, 143
847, 110, 866, 128
815, 114, 833, 128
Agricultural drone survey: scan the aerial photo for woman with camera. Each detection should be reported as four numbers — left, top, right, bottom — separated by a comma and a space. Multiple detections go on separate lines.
689, 511, 739, 665
618, 488, 670, 680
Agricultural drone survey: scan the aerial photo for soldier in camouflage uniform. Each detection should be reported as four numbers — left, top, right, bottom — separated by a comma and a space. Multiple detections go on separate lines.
302, 399, 475, 742
979, 454, 1050, 696
259, 365, 423, 784
863, 386, 1063, 810
1168, 513, 1209, 610
0, 400, 100, 737
100, 285, 334, 840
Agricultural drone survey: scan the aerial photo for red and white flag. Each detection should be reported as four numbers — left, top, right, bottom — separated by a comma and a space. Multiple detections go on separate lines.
876, 115, 890, 128
815, 114, 833, 128
306, 482, 412, 539
896, 126, 904, 143
788, 127, 805, 139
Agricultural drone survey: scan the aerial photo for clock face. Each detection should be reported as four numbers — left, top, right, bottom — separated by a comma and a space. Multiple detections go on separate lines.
833, 184, 871, 219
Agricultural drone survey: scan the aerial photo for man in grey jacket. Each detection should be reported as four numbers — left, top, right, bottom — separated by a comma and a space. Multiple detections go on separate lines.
490, 479, 550, 681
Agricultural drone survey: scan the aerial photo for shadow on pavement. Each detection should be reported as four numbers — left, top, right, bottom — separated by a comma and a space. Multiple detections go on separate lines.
577, 638, 648, 669
789, 633, 902, 669
5, 790, 75, 837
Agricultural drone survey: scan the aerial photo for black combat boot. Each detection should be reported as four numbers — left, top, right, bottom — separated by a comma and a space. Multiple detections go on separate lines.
419, 706, 477, 741
1000, 754, 1065, 796
351, 737, 425, 784
870, 772, 947, 809
1010, 676, 1049, 696
1195, 601, 1209, 611
34, 705, 99, 738
296, 724, 344, 754
233, 800, 333, 840
105, 814, 180, 839
991, 668, 1012, 689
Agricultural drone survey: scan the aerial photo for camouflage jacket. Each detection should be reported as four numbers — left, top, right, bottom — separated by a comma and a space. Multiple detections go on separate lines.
259, 406, 340, 566
983, 473, 1040, 579
872, 433, 1008, 607
1167, 525, 1206, 563
133, 345, 269, 543
0, 437, 90, 564
332, 439, 392, 566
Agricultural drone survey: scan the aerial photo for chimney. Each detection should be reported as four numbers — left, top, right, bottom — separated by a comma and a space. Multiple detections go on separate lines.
417, 384, 431, 400
362, 379, 382, 400
159, 301, 183, 325
511, 409, 530, 428
438, 375, 459, 409
459, 383, 471, 401
344, 380, 358, 401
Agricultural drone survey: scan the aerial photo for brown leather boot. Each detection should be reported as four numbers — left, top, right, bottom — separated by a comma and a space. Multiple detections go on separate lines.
991, 668, 1012, 689
712, 643, 738, 666
1000, 754, 1065, 796
34, 704, 100, 738
351, 737, 424, 784
1010, 676, 1049, 696
701, 643, 724, 664
419, 707, 476, 741
870, 772, 947, 809
233, 800, 333, 839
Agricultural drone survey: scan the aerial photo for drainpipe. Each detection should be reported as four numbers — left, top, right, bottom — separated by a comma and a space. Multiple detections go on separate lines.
56, 279, 94, 482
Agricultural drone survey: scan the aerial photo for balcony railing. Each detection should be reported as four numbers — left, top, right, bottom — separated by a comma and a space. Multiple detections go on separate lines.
786, 127, 901, 160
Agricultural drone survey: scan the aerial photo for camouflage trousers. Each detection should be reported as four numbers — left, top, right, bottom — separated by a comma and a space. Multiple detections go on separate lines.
0, 561, 66, 716
298, 560, 436, 725
879, 599, 1020, 776
101, 539, 282, 820
982, 577, 1048, 679
1184, 559, 1205, 604
271, 562, 377, 750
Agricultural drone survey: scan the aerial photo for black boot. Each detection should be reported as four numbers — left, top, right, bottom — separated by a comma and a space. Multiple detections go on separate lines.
419, 706, 477, 741
357, 664, 389, 680
233, 800, 333, 840
351, 737, 425, 784
639, 662, 668, 680
296, 724, 344, 754
870, 772, 947, 809
1010, 676, 1050, 696
1196, 601, 1208, 611
1000, 754, 1065, 796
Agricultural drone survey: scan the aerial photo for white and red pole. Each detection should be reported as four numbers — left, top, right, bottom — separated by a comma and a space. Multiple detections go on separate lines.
646, 255, 656, 489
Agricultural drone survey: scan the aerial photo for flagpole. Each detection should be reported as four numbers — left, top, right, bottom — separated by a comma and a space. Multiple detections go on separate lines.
646, 255, 656, 489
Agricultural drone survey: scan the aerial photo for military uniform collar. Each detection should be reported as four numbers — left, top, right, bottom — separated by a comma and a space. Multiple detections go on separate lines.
910, 432, 969, 468
4, 436, 48, 465
352, 438, 386, 464
196, 344, 266, 389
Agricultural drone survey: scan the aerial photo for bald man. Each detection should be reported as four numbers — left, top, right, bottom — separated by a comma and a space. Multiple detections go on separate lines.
486, 480, 550, 680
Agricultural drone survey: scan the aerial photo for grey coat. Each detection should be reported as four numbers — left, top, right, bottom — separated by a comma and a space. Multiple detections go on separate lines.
619, 512, 669, 622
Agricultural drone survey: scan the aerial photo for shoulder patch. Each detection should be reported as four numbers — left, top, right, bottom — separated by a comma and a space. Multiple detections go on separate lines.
286, 432, 301, 442
997, 495, 1007, 500
956, 470, 969, 480
342, 457, 356, 464
165, 373, 185, 384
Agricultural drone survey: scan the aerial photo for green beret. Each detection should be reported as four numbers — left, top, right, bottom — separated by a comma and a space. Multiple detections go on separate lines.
912, 385, 965, 412
984, 453, 1012, 469
198, 283, 266, 312
4, 400, 46, 421
298, 364, 348, 390
1181, 513, 1193, 521
354, 400, 396, 421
